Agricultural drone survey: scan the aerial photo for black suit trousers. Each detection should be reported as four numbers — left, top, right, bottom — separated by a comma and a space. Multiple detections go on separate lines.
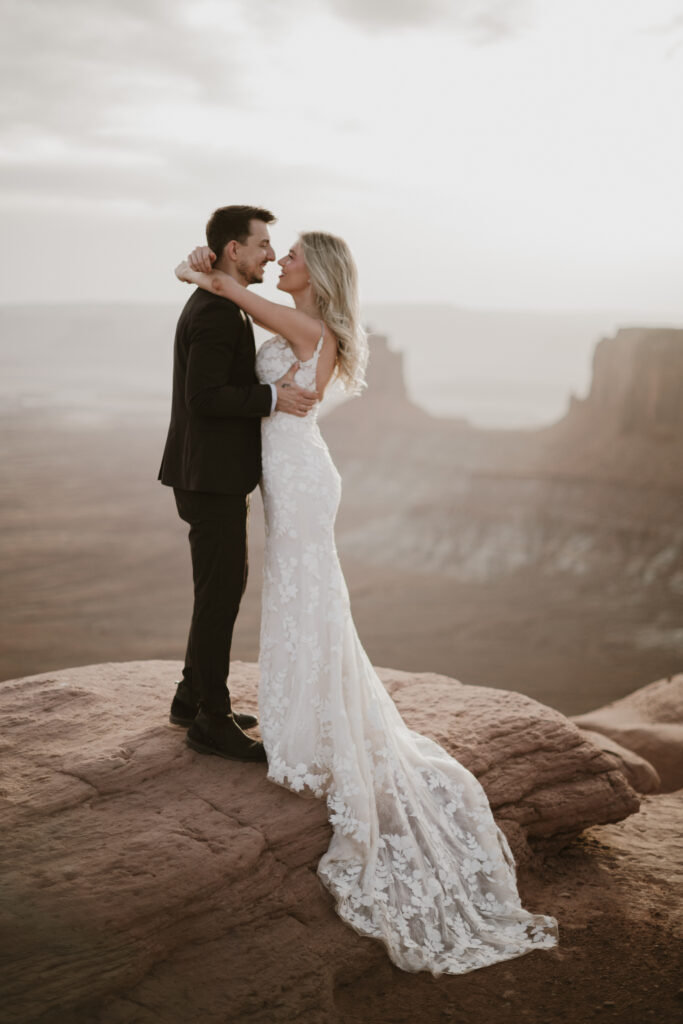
174, 488, 249, 716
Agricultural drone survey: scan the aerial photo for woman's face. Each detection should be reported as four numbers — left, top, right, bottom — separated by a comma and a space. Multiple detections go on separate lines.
277, 241, 309, 294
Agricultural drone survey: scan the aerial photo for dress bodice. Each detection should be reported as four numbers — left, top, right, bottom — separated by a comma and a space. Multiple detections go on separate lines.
256, 330, 324, 410
256, 327, 329, 463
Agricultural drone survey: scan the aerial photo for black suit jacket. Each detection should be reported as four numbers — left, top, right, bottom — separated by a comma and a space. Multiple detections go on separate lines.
158, 288, 272, 495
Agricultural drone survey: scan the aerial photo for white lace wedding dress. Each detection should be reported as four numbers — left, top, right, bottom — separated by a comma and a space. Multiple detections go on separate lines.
255, 331, 558, 975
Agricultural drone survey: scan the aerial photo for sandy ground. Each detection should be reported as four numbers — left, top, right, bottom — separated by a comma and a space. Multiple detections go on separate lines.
338, 792, 683, 1024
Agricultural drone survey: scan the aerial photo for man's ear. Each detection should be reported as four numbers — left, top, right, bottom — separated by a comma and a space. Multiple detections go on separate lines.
224, 240, 239, 262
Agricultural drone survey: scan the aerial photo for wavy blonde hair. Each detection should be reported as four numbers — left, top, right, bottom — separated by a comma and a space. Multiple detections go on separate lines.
299, 231, 368, 395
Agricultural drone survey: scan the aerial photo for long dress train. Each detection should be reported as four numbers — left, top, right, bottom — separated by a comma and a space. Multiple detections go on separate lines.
255, 332, 558, 975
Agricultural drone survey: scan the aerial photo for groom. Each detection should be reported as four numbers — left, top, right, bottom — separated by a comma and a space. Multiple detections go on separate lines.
159, 205, 317, 762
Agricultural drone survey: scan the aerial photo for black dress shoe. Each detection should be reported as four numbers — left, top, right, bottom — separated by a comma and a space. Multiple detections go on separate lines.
169, 695, 258, 731
186, 711, 267, 763
233, 710, 258, 730
169, 695, 199, 727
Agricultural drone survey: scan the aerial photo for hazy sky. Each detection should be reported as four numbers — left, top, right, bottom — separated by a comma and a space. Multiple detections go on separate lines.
2, 0, 682, 311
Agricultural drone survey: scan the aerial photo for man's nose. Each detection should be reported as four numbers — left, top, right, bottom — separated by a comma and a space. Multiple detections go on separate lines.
267, 247, 276, 261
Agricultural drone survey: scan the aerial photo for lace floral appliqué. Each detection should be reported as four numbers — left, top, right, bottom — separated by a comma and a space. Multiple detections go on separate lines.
255, 334, 558, 975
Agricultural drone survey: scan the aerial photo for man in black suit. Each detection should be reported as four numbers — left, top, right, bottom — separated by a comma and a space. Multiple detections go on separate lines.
159, 205, 317, 761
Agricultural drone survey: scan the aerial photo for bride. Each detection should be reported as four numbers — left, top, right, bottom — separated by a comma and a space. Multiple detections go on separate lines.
174, 233, 558, 975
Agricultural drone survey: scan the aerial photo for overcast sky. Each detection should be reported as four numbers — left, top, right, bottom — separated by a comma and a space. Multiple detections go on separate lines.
1, 0, 682, 312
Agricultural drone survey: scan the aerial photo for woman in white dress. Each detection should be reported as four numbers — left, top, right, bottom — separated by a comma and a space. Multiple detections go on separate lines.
174, 234, 558, 975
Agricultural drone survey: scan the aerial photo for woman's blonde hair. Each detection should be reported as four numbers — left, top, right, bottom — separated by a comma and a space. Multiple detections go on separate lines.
299, 231, 368, 395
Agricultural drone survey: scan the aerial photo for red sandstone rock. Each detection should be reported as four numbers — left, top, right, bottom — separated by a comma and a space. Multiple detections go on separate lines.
572, 674, 683, 792
0, 660, 643, 1023
573, 728, 661, 794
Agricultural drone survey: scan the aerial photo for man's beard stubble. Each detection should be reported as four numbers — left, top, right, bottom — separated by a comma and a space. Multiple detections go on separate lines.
237, 258, 263, 285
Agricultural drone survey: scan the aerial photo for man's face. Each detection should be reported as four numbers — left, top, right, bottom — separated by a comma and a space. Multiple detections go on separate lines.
235, 219, 276, 285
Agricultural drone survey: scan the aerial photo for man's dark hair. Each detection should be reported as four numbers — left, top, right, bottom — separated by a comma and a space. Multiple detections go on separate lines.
206, 205, 276, 259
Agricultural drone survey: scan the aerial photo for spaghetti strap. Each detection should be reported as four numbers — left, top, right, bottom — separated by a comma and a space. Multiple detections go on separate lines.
315, 322, 325, 354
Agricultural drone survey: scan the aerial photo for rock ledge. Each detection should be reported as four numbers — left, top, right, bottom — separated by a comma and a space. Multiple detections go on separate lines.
0, 660, 642, 1024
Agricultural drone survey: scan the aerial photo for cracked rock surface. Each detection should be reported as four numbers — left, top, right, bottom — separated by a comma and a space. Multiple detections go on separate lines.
1, 660, 680, 1024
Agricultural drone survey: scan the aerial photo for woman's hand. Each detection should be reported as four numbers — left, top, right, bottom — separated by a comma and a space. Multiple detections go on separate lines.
188, 246, 216, 273
174, 260, 195, 283
174, 246, 216, 283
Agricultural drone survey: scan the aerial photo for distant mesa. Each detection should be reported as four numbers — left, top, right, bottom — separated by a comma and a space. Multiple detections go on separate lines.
356, 320, 683, 447
325, 327, 683, 491
328, 331, 434, 427
324, 326, 683, 589
363, 333, 413, 405
543, 327, 683, 487
566, 328, 683, 439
